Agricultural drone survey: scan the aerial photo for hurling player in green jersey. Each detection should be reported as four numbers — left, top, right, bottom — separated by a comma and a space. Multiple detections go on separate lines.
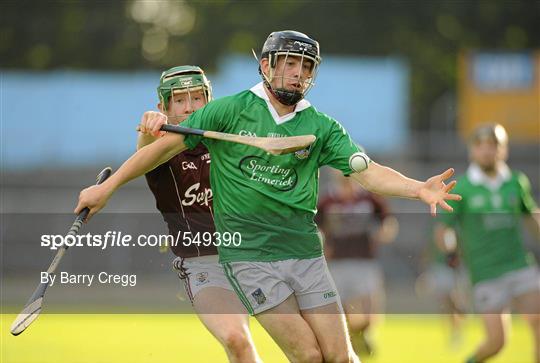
436, 124, 540, 363
76, 30, 461, 363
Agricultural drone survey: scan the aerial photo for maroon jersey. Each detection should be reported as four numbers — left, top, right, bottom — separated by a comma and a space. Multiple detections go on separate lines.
145, 143, 217, 258
317, 190, 389, 259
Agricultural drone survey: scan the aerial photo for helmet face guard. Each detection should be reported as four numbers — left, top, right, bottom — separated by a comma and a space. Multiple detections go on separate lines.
260, 31, 321, 106
157, 65, 212, 118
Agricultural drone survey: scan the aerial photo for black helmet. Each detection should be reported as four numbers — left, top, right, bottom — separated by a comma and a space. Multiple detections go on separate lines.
260, 30, 321, 106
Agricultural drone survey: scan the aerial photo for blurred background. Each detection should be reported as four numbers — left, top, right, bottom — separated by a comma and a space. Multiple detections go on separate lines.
1, 0, 539, 314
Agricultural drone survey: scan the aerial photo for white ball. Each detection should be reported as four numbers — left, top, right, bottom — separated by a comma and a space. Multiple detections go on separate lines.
349, 152, 370, 173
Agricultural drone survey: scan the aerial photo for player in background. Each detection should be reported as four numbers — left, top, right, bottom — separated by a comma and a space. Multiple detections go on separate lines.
317, 169, 399, 356
76, 30, 461, 363
138, 66, 261, 363
415, 231, 467, 348
435, 124, 540, 363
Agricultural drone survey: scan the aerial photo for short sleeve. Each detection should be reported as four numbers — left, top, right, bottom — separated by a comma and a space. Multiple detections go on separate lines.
318, 118, 362, 175
517, 172, 538, 214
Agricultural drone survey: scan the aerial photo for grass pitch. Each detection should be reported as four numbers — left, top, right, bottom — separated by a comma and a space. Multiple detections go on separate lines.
1, 314, 533, 362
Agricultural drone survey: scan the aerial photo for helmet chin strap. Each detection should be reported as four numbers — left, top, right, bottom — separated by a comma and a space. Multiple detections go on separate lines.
263, 81, 304, 106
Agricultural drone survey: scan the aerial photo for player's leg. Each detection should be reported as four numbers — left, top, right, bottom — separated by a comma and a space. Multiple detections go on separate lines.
292, 257, 360, 362
510, 267, 540, 363
194, 287, 262, 363
175, 257, 262, 363
223, 261, 323, 363
345, 295, 375, 356
301, 302, 360, 363
441, 266, 467, 347
417, 263, 465, 346
514, 290, 540, 363
256, 294, 323, 363
466, 276, 511, 362
468, 313, 509, 362
348, 261, 384, 355
346, 296, 374, 330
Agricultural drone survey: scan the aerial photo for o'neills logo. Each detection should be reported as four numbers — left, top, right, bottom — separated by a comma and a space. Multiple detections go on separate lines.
239, 156, 298, 191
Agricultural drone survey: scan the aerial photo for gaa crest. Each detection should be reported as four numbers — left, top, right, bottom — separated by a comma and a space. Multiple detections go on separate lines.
195, 272, 209, 286
251, 288, 267, 305
294, 147, 310, 160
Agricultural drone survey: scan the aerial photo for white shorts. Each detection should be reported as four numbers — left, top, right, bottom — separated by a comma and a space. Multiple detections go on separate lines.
422, 264, 469, 297
223, 256, 340, 315
473, 266, 540, 313
173, 255, 234, 304
328, 259, 383, 301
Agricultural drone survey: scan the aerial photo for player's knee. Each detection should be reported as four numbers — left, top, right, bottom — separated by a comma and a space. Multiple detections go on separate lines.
221, 329, 251, 356
360, 318, 371, 331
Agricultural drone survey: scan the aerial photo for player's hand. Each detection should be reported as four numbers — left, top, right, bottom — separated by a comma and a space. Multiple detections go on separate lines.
74, 184, 112, 222
418, 168, 462, 216
138, 111, 168, 137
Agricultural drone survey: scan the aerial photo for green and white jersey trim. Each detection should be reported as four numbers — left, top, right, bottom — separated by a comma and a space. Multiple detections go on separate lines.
467, 162, 511, 191
181, 87, 363, 263
250, 82, 311, 124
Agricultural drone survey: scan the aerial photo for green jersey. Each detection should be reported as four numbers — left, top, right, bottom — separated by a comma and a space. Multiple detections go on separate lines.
440, 163, 537, 285
182, 83, 362, 263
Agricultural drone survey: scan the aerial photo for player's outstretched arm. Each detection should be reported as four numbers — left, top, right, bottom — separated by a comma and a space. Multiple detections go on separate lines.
524, 211, 540, 241
74, 132, 187, 220
350, 162, 461, 216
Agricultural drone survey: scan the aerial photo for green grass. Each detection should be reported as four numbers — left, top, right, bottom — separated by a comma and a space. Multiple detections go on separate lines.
1, 314, 533, 362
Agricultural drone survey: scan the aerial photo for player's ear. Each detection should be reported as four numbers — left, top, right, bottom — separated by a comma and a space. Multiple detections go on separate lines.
260, 58, 270, 77
500, 144, 509, 161
157, 102, 164, 112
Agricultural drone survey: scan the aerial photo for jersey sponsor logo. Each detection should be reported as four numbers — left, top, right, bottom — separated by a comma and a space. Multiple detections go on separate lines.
251, 288, 267, 305
182, 183, 213, 207
201, 153, 210, 161
239, 156, 298, 191
182, 161, 197, 170
239, 130, 257, 137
